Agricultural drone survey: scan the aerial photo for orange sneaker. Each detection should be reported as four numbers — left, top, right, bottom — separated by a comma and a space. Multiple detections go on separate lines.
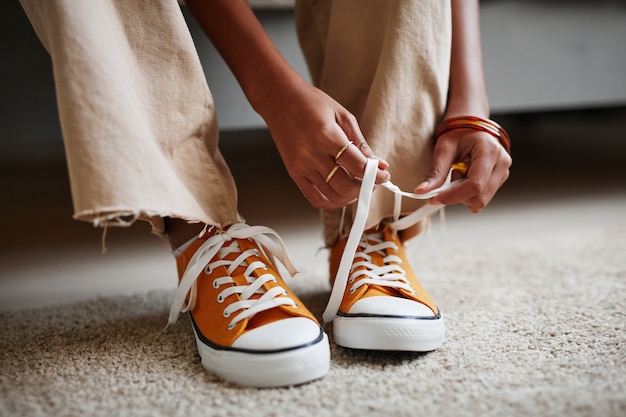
326, 225, 445, 351
167, 223, 330, 387
320, 159, 459, 350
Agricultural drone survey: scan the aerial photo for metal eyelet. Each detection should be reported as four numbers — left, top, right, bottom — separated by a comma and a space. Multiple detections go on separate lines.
292, 303, 299, 309
217, 294, 224, 303
227, 323, 235, 330
349, 287, 356, 295
204, 266, 213, 275
212, 280, 219, 289
223, 310, 231, 318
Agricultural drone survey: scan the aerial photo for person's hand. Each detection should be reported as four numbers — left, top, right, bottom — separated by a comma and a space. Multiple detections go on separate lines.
414, 128, 511, 213
185, 0, 389, 209
259, 81, 390, 210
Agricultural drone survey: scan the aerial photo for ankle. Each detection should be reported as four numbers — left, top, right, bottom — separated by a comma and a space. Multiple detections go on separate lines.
165, 218, 207, 249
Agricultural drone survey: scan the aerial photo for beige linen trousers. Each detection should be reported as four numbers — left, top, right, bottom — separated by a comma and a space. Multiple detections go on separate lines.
20, 0, 451, 246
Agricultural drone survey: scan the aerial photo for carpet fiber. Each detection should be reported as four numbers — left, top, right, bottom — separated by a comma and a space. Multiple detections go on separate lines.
1, 226, 625, 417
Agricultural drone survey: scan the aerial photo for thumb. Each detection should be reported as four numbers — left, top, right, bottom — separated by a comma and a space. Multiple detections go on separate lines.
415, 147, 456, 194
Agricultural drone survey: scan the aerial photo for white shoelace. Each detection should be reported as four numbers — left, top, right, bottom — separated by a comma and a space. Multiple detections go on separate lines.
344, 231, 415, 296
167, 223, 299, 330
322, 159, 463, 324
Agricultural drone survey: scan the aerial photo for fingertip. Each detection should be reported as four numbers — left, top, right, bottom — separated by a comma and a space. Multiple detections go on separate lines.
376, 170, 391, 184
414, 181, 430, 193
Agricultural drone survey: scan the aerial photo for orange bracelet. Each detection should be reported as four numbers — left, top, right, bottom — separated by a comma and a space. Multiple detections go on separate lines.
435, 116, 511, 154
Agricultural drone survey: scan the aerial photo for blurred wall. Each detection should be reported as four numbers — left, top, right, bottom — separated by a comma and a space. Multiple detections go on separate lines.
2, 0, 625, 145
480, 0, 626, 112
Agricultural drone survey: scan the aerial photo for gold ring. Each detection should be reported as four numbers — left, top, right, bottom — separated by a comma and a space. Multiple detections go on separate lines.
324, 164, 341, 183
334, 141, 353, 161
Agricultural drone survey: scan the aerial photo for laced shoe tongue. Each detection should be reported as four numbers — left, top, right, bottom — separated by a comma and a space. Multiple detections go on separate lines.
227, 238, 296, 330
218, 240, 263, 280
222, 242, 251, 285
221, 239, 264, 295
358, 230, 405, 298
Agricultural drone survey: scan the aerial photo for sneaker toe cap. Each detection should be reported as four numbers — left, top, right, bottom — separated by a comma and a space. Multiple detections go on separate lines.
348, 296, 436, 317
231, 317, 323, 351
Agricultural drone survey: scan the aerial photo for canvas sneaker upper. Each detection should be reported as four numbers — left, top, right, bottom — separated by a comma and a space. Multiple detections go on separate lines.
168, 223, 330, 387
323, 159, 456, 351
329, 225, 439, 319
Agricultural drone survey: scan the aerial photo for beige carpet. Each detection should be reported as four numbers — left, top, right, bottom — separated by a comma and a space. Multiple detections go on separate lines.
1, 225, 625, 417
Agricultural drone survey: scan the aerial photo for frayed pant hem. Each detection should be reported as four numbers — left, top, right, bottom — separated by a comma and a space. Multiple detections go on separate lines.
73, 209, 217, 252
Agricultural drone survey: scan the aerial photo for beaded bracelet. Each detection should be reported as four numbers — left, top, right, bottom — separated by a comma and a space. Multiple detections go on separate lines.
434, 115, 511, 154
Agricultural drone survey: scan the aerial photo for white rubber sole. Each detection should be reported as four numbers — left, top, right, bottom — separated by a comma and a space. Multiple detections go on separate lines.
333, 315, 445, 351
193, 327, 330, 388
